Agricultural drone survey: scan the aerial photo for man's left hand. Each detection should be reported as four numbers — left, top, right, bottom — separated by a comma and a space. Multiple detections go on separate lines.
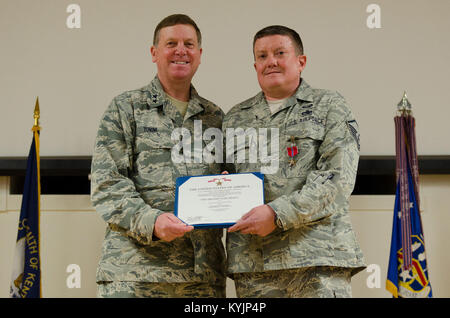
228, 204, 277, 237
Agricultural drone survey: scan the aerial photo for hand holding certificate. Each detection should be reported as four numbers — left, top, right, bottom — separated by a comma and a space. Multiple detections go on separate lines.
175, 172, 264, 228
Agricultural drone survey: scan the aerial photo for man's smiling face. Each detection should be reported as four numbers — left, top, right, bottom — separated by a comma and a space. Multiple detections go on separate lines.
253, 34, 306, 100
151, 24, 202, 85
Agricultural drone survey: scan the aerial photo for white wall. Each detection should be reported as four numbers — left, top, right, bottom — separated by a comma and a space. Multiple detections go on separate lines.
1, 0, 450, 157
1, 175, 449, 298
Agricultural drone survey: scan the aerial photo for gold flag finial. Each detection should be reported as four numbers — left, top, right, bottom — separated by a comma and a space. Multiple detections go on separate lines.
397, 91, 412, 113
32, 97, 41, 133
33, 97, 40, 127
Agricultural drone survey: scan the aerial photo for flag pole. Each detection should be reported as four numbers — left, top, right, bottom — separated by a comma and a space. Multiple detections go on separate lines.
32, 97, 42, 298
33, 97, 42, 298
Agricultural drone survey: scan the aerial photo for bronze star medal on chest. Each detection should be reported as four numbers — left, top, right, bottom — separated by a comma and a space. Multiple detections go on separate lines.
287, 136, 298, 167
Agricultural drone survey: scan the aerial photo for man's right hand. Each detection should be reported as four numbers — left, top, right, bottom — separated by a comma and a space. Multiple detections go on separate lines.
153, 213, 194, 242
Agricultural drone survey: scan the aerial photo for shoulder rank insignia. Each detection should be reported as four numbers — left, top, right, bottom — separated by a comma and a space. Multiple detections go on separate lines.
347, 120, 360, 151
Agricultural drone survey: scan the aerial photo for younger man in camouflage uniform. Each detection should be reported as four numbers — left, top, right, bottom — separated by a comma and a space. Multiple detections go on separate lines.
91, 14, 226, 297
224, 25, 365, 297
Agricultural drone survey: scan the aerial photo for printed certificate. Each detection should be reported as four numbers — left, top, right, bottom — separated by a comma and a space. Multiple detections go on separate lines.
174, 172, 264, 228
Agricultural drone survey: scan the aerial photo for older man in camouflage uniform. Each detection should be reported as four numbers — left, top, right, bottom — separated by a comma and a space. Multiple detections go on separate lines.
223, 25, 365, 297
90, 14, 226, 298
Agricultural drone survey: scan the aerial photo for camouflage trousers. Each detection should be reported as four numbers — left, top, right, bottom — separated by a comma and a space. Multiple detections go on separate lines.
97, 281, 226, 298
233, 266, 352, 298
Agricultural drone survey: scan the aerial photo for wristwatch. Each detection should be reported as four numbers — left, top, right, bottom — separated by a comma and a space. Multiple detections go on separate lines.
273, 212, 283, 229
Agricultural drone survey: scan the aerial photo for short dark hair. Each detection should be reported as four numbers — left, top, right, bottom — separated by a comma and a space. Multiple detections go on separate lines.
253, 25, 304, 56
153, 14, 202, 47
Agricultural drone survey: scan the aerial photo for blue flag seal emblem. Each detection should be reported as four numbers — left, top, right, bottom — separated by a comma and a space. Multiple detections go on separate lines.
395, 235, 432, 297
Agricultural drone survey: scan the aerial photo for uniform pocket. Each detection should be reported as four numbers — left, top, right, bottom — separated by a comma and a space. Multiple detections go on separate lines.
134, 145, 174, 189
230, 144, 259, 174
133, 122, 176, 189
288, 223, 334, 258
282, 122, 324, 179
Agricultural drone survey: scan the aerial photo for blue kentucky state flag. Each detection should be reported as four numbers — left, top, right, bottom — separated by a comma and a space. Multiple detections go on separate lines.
10, 128, 42, 298
386, 167, 432, 298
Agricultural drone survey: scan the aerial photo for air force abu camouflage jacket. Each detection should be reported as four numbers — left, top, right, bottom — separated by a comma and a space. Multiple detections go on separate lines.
91, 76, 226, 284
222, 79, 366, 276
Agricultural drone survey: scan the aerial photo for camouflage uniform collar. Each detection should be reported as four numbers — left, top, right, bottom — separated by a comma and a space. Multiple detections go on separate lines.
240, 78, 314, 110
294, 79, 314, 103
184, 85, 205, 120
145, 76, 204, 119
240, 91, 265, 109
